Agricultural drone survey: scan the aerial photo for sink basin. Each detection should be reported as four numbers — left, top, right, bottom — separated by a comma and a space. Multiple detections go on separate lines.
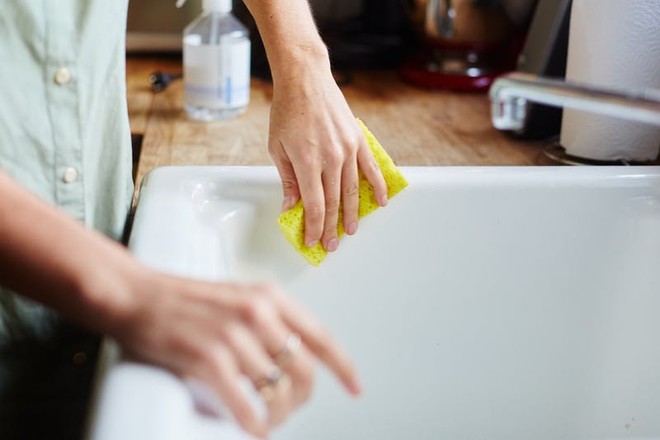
89, 166, 660, 440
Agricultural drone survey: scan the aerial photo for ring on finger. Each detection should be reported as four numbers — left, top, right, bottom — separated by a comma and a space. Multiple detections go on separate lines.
256, 364, 283, 388
256, 365, 288, 401
259, 375, 291, 402
275, 332, 302, 366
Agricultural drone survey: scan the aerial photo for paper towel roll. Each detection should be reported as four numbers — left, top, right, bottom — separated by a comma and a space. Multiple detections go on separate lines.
560, 0, 660, 162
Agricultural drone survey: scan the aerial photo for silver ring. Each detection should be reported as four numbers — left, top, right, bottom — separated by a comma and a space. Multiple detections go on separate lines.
256, 364, 286, 401
275, 332, 302, 366
256, 365, 283, 388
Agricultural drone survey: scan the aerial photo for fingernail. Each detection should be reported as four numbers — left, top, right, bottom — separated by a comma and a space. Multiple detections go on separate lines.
305, 239, 318, 248
379, 194, 389, 207
185, 378, 223, 417
346, 222, 358, 235
351, 377, 363, 396
245, 420, 268, 439
325, 238, 338, 252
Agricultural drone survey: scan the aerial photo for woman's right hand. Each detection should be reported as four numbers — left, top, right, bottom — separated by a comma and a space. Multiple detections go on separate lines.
0, 171, 359, 439
110, 269, 361, 438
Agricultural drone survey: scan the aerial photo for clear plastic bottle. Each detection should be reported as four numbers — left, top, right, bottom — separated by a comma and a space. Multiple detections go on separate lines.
183, 0, 251, 121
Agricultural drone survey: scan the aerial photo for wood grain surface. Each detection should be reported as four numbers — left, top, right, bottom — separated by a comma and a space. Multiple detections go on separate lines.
126, 56, 545, 190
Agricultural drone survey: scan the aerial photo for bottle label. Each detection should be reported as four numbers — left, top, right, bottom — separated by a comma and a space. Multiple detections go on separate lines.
184, 37, 251, 110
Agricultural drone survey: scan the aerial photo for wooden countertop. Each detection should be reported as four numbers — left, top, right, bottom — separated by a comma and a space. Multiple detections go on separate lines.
126, 56, 544, 189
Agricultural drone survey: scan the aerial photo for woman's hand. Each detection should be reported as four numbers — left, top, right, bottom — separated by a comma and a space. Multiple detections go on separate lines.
240, 0, 388, 253
112, 269, 361, 438
268, 52, 388, 252
0, 171, 361, 439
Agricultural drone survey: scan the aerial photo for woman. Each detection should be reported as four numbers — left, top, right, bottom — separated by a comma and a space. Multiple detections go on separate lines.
0, 0, 387, 437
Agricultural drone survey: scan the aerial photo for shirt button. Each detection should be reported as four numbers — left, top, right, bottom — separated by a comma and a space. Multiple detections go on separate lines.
54, 67, 72, 85
63, 167, 78, 183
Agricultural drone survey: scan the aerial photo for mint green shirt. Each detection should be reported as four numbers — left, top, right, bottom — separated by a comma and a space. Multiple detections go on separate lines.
0, 1, 133, 341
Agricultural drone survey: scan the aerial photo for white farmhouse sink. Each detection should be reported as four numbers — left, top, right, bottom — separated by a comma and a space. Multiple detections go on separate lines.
88, 166, 660, 440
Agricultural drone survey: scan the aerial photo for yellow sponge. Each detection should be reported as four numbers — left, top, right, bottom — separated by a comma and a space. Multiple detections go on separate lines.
277, 119, 409, 266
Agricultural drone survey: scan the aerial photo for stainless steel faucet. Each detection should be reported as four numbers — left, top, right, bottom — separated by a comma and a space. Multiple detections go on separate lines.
489, 72, 660, 131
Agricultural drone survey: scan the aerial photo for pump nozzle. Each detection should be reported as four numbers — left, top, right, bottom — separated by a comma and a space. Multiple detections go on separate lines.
203, 0, 232, 12
177, 0, 232, 12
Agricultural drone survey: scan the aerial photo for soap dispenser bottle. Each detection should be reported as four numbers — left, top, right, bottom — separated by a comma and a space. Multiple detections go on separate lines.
183, 0, 251, 121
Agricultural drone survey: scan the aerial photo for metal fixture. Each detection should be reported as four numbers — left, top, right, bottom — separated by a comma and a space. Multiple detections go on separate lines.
490, 72, 660, 131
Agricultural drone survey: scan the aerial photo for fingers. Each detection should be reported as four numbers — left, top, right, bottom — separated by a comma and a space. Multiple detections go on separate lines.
272, 120, 388, 251
293, 161, 325, 249
249, 311, 316, 409
320, 131, 383, 248
271, 151, 300, 212
241, 285, 360, 402
124, 273, 359, 439
197, 346, 269, 439
341, 156, 360, 236
197, 287, 321, 434
321, 166, 342, 252
271, 138, 327, 248
223, 324, 294, 427
269, 288, 362, 396
357, 142, 388, 208
240, 289, 316, 408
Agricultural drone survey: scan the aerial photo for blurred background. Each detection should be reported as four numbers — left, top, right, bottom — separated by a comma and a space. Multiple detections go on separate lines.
127, 0, 579, 141
127, 0, 416, 77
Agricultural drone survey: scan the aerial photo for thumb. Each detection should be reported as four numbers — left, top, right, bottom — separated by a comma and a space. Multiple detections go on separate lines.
273, 156, 301, 212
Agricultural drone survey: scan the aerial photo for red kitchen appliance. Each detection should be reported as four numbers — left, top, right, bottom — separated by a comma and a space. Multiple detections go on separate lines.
401, 0, 536, 91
